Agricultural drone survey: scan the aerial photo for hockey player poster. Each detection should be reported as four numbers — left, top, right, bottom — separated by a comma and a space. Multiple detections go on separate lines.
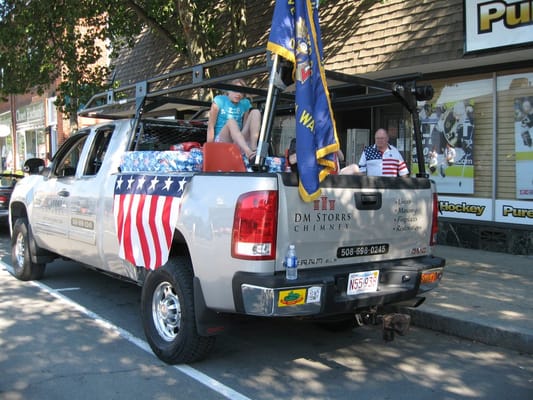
414, 100, 475, 194
514, 96, 533, 199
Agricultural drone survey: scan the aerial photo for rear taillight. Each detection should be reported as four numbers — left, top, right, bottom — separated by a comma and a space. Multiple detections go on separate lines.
232, 191, 278, 260
430, 193, 439, 246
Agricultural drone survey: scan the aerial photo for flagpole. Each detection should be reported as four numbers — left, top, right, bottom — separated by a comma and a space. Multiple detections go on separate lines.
251, 52, 281, 170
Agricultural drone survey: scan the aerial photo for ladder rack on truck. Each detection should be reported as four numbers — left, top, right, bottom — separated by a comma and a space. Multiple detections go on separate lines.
79, 46, 433, 175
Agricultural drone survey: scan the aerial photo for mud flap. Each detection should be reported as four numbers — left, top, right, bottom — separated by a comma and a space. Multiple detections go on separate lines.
193, 277, 229, 336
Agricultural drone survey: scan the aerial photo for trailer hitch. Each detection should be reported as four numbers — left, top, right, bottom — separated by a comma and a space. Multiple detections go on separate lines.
381, 313, 411, 342
354, 307, 411, 342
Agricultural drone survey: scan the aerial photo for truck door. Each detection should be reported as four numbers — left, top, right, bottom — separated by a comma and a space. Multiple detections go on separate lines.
67, 128, 113, 250
66, 125, 126, 274
32, 133, 89, 254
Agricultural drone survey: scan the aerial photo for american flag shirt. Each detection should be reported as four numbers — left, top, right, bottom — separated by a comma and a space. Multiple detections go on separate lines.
113, 174, 191, 270
358, 144, 409, 176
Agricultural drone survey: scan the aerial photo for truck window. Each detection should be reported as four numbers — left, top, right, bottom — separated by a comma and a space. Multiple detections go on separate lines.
132, 120, 207, 151
53, 135, 88, 178
84, 127, 114, 175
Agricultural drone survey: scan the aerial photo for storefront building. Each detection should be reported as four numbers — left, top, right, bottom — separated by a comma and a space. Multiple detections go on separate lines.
256, 0, 533, 254
318, 0, 533, 254
0, 93, 61, 172
15, 101, 47, 167
108, 0, 532, 254
0, 109, 14, 171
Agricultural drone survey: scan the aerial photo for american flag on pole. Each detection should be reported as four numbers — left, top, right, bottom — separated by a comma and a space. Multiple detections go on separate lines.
113, 174, 191, 270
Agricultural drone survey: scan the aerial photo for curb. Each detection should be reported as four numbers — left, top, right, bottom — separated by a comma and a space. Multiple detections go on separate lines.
401, 307, 533, 355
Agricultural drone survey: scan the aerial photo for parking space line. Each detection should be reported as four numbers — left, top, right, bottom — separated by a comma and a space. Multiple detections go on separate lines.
1, 261, 252, 400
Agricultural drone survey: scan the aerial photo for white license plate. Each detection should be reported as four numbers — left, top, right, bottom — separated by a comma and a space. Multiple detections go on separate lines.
347, 270, 379, 295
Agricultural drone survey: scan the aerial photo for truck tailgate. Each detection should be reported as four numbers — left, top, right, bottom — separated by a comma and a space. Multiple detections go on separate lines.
278, 174, 435, 270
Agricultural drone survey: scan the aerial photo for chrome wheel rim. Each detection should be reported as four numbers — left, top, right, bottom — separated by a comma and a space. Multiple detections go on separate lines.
14, 231, 25, 268
152, 281, 181, 341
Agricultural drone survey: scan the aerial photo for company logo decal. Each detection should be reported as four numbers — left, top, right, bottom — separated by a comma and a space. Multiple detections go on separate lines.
294, 196, 351, 233
278, 289, 306, 307
313, 195, 335, 211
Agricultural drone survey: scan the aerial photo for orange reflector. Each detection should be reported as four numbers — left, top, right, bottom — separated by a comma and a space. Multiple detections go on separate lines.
421, 270, 442, 285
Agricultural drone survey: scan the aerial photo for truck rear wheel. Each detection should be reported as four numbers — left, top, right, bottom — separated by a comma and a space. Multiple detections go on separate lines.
10, 217, 46, 281
140, 256, 216, 364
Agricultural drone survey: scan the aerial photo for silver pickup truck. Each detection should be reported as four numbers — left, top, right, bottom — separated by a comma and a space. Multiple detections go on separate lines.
8, 49, 444, 364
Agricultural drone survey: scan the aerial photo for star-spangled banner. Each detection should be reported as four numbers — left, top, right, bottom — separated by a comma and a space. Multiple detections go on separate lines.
113, 174, 191, 270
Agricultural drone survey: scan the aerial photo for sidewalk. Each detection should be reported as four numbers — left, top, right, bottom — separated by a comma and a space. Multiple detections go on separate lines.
401, 245, 533, 354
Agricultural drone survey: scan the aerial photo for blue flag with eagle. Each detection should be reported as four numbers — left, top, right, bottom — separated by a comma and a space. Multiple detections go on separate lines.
267, 0, 339, 201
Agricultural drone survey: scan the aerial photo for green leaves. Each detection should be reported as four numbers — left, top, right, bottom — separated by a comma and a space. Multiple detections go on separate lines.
0, 0, 249, 121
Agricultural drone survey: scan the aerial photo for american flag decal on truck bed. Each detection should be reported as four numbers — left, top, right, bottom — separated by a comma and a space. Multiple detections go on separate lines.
113, 174, 191, 270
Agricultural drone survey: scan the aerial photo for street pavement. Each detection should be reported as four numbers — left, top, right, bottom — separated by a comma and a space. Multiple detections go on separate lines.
0, 244, 531, 399
401, 245, 533, 354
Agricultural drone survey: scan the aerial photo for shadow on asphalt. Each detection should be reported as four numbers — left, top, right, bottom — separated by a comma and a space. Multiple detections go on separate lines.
1, 225, 532, 400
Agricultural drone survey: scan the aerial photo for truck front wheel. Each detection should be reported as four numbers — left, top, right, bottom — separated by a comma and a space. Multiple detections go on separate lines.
10, 217, 46, 281
140, 256, 216, 364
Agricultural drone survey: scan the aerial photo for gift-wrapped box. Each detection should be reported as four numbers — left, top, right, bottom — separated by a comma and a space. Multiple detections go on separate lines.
120, 149, 203, 173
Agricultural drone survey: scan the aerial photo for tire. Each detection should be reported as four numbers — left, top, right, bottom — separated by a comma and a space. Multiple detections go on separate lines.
141, 256, 216, 364
10, 217, 46, 281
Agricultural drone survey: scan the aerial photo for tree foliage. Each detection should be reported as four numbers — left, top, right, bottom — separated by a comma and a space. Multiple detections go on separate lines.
0, 0, 248, 122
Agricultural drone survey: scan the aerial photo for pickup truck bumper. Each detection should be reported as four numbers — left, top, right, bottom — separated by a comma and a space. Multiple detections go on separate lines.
232, 255, 444, 317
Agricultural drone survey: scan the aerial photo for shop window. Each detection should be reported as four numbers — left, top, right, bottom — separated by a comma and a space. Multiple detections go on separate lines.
416, 76, 493, 196
496, 71, 533, 200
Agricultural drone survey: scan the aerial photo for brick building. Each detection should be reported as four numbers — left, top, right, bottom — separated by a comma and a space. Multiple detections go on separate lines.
0, 85, 68, 172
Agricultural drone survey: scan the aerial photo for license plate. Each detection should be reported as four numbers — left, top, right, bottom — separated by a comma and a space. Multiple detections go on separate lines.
347, 270, 379, 295
337, 243, 389, 258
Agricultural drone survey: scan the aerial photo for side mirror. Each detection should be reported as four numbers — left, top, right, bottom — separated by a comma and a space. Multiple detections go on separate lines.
23, 158, 46, 175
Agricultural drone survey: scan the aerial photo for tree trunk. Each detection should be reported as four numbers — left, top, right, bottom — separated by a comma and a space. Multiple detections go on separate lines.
228, 0, 247, 55
175, 0, 207, 65
123, 0, 181, 49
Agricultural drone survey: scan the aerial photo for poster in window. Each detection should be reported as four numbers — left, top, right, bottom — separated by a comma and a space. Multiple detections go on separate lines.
413, 100, 475, 194
514, 97, 533, 199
